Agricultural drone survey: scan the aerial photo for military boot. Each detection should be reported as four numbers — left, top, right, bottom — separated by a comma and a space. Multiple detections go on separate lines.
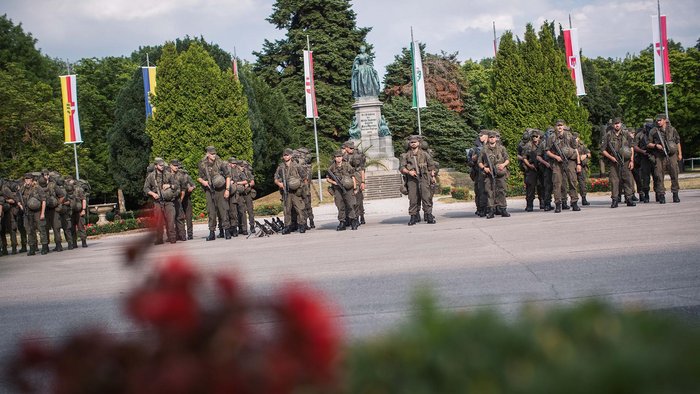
500, 208, 511, 217
19, 245, 27, 253
81, 239, 88, 248
571, 202, 581, 211
486, 208, 495, 219
525, 201, 534, 212
336, 221, 346, 231
206, 231, 216, 241
11, 246, 17, 255
250, 225, 256, 234
351, 219, 359, 230
239, 227, 248, 236
27, 246, 36, 256
218, 228, 225, 238
673, 192, 680, 203
539, 200, 545, 210
67, 243, 74, 250
611, 198, 618, 208
643, 191, 650, 203
308, 218, 315, 229
426, 214, 436, 224
554, 203, 562, 213
544, 203, 553, 212
360, 215, 366, 225
561, 201, 570, 210
408, 215, 418, 226
626, 198, 636, 206
40, 244, 49, 255
581, 196, 590, 206
298, 223, 306, 234
54, 243, 63, 252
0, 246, 6, 256
658, 193, 666, 204
224, 227, 232, 239
281, 226, 291, 235
187, 233, 193, 240
631, 194, 639, 202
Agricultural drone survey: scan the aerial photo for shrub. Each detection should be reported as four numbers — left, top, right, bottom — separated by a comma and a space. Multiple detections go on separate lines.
450, 187, 472, 201
85, 218, 149, 236
440, 185, 452, 195
255, 203, 283, 216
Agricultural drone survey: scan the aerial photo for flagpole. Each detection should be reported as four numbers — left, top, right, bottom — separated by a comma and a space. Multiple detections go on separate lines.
65, 60, 81, 180
411, 27, 422, 136
493, 21, 498, 57
657, 0, 669, 119
307, 35, 323, 201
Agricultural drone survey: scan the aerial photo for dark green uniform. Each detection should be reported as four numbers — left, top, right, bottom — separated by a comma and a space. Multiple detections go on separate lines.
648, 123, 681, 202
601, 128, 635, 205
198, 155, 231, 236
633, 123, 654, 203
144, 166, 180, 244
576, 141, 590, 204
227, 162, 245, 236
327, 159, 357, 230
21, 178, 47, 255
399, 140, 436, 224
478, 142, 510, 216
344, 147, 366, 223
66, 180, 88, 248
52, 179, 74, 249
274, 157, 307, 232
241, 162, 256, 232
546, 127, 580, 210
1, 181, 20, 254
522, 138, 540, 211
180, 170, 195, 239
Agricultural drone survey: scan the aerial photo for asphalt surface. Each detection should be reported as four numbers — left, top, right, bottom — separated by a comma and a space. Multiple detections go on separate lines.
1, 189, 699, 389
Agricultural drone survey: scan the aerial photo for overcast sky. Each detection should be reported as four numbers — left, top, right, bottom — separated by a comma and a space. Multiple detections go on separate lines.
3, 0, 699, 80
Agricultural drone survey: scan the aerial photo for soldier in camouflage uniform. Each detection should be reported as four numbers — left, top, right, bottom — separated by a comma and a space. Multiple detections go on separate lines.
274, 148, 307, 234
53, 175, 74, 250
546, 120, 582, 213
39, 170, 63, 252
573, 133, 591, 206
64, 177, 87, 248
179, 167, 196, 240
144, 158, 180, 244
521, 129, 542, 212
633, 119, 655, 203
197, 146, 231, 240
294, 148, 315, 229
1, 179, 19, 255
468, 131, 489, 216
478, 131, 511, 218
240, 160, 256, 234
342, 141, 366, 225
20, 174, 47, 255
601, 118, 636, 208
399, 135, 437, 225
327, 150, 358, 231
647, 114, 682, 204
169, 160, 187, 241
226, 158, 244, 237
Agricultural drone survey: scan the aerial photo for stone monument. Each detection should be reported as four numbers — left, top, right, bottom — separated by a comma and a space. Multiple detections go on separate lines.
349, 47, 402, 199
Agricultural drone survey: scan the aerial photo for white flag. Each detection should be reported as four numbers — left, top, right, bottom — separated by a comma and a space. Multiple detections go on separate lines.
652, 15, 672, 85
563, 28, 586, 96
411, 40, 427, 109
303, 50, 318, 118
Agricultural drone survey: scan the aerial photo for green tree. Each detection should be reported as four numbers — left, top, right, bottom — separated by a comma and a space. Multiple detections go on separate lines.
73, 57, 137, 201
0, 14, 61, 84
107, 67, 152, 208
146, 43, 253, 214
254, 0, 371, 150
238, 62, 297, 195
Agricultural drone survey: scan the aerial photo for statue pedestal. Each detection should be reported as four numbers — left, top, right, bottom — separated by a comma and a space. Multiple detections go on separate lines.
351, 97, 399, 172
350, 97, 401, 199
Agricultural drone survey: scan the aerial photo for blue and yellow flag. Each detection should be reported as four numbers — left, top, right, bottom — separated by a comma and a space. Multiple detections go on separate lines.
142, 67, 157, 117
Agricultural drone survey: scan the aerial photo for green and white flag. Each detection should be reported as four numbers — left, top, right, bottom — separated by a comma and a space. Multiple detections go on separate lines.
411, 39, 427, 109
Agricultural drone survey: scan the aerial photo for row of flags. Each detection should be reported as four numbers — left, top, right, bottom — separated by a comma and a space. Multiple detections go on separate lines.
564, 15, 672, 97
59, 16, 674, 142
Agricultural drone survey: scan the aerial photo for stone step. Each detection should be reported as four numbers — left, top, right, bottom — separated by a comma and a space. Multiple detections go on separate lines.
364, 173, 404, 200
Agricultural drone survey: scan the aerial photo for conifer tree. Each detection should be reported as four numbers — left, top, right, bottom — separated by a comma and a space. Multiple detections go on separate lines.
254, 0, 371, 149
146, 43, 253, 214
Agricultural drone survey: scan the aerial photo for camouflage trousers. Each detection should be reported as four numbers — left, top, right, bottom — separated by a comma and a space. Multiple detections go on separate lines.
54, 205, 74, 246
181, 195, 193, 238
206, 189, 230, 231
609, 160, 634, 199
333, 186, 356, 221
283, 190, 306, 227
552, 160, 579, 204
153, 201, 177, 243
24, 209, 48, 248
485, 174, 508, 209
227, 194, 241, 230
407, 176, 432, 216
653, 153, 680, 194
174, 199, 186, 241
70, 210, 86, 243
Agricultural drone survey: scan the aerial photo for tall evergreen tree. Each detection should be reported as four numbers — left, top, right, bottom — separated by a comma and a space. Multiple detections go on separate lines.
107, 67, 152, 208
238, 62, 297, 195
146, 43, 253, 214
254, 0, 371, 151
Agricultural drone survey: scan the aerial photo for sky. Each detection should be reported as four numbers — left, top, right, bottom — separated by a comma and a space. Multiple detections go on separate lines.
3, 0, 699, 80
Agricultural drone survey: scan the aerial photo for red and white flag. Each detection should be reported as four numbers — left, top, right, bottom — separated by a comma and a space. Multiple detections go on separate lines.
303, 50, 318, 119
652, 15, 672, 85
563, 28, 586, 96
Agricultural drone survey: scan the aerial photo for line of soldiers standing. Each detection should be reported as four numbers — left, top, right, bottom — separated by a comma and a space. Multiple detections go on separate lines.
326, 141, 367, 231
466, 115, 682, 217
1, 171, 88, 257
